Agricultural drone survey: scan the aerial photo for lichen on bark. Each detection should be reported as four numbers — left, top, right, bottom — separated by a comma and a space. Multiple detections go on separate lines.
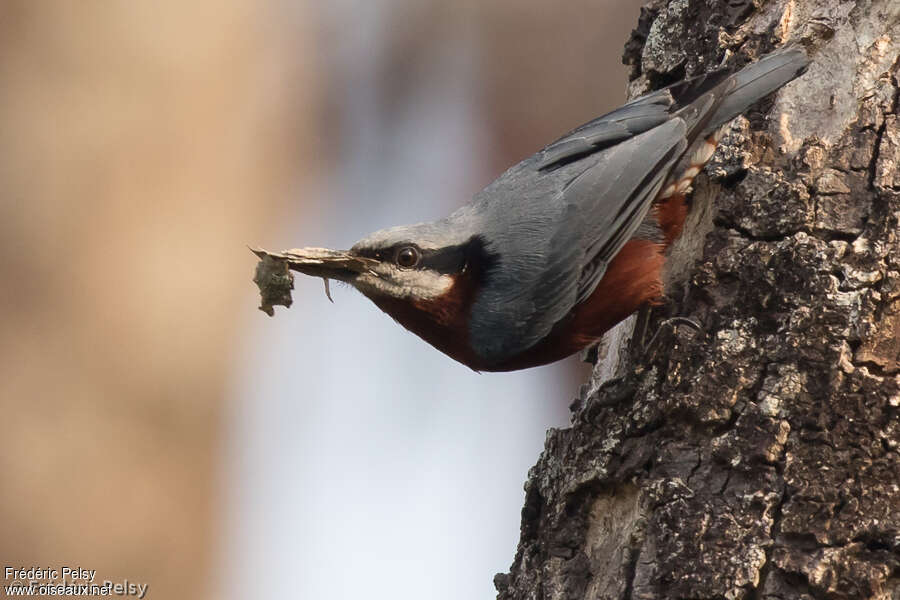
497, 1, 900, 599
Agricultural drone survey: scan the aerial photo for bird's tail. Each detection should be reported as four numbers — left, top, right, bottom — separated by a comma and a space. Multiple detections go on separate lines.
653, 47, 809, 244
707, 46, 809, 131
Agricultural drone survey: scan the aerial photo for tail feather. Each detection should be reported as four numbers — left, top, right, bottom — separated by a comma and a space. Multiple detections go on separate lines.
657, 46, 808, 202
708, 46, 809, 132
652, 47, 808, 244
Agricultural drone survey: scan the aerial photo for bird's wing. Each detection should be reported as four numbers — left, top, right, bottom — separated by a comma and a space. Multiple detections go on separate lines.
536, 67, 733, 171
536, 47, 806, 172
469, 118, 690, 364
572, 90, 725, 303
566, 47, 808, 302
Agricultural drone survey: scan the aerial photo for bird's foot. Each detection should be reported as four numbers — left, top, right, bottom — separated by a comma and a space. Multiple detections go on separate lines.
641, 316, 702, 360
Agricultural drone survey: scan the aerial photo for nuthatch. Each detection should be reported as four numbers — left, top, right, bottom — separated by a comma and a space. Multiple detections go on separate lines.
264, 47, 808, 372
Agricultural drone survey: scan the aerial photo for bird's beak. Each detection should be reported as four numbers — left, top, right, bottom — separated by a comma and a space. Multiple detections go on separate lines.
251, 246, 379, 315
251, 247, 377, 282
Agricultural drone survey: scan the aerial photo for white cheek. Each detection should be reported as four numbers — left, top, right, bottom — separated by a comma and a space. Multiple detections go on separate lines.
354, 269, 454, 299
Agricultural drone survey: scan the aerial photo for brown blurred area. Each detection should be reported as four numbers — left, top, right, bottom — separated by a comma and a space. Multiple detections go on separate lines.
0, 1, 639, 598
475, 0, 643, 168
0, 2, 316, 597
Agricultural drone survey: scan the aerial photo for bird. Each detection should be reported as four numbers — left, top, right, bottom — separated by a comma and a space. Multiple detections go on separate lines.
259, 47, 809, 372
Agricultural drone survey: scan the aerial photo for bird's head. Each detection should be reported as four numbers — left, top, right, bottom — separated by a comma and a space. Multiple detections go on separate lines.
283, 221, 494, 367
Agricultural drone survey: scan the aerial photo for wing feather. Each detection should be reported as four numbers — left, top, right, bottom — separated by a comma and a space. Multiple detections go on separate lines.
469, 119, 688, 362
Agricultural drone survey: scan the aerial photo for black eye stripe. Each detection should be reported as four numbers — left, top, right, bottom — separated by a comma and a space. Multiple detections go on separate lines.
420, 247, 466, 274
352, 236, 495, 277
356, 244, 462, 273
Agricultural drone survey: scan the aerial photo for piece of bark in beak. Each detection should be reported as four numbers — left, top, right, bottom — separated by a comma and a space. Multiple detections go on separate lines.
250, 247, 375, 316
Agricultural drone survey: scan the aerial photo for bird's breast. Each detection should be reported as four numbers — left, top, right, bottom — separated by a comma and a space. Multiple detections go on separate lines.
369, 272, 483, 369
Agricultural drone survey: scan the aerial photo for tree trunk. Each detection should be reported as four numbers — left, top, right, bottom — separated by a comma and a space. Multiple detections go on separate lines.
495, 1, 900, 599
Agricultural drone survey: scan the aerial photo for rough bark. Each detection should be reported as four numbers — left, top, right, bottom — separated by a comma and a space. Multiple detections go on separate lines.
495, 1, 900, 599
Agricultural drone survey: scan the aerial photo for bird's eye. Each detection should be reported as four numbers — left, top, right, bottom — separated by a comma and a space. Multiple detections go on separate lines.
395, 246, 420, 269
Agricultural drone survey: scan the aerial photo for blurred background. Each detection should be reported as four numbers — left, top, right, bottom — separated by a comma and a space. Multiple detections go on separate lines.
0, 0, 640, 598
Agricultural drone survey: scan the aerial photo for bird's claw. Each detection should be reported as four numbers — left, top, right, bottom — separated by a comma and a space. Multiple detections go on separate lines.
641, 316, 702, 359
